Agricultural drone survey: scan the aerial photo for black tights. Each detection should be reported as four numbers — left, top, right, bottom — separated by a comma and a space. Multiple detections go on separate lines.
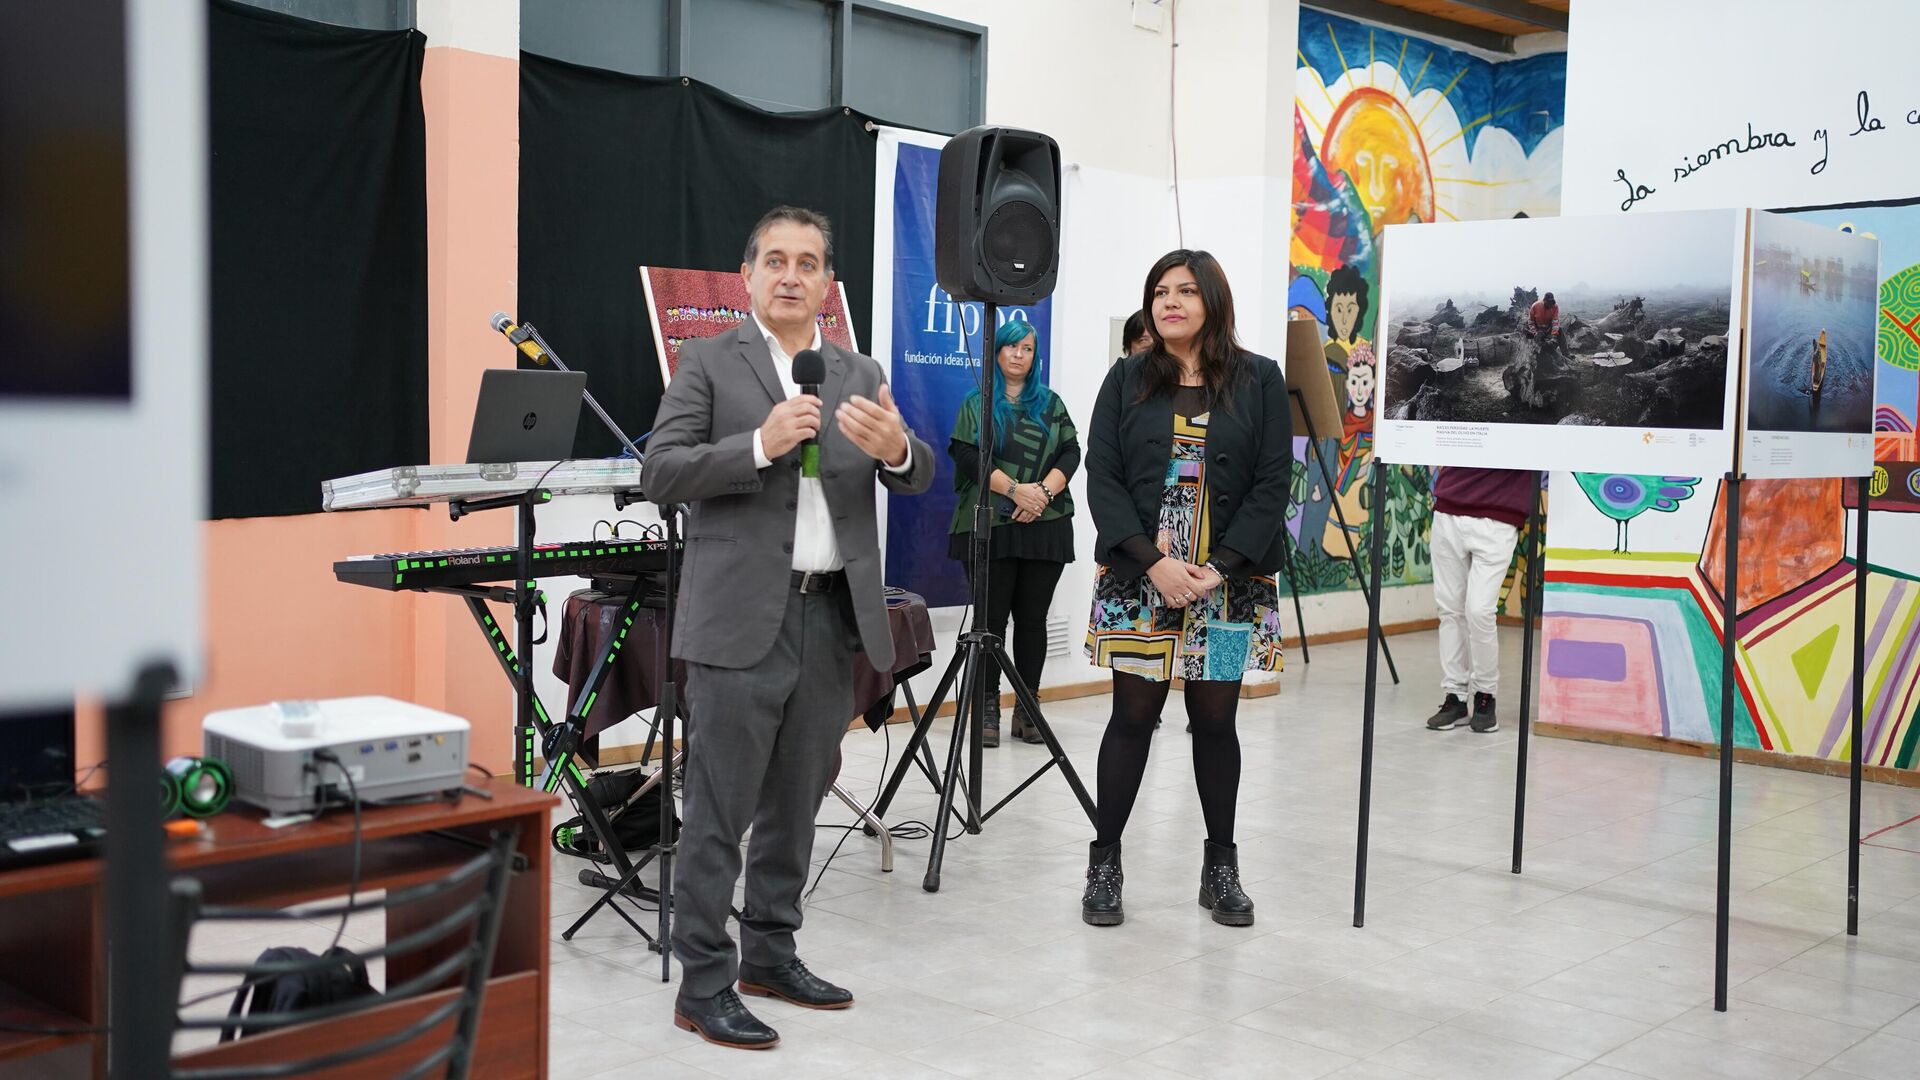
1094, 671, 1243, 847
964, 557, 1065, 698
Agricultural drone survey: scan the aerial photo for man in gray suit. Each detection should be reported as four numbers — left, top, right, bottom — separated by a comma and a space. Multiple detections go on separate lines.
643, 206, 933, 1050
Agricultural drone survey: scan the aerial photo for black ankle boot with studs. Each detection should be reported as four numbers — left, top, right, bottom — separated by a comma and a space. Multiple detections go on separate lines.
1199, 840, 1255, 926
1081, 841, 1124, 926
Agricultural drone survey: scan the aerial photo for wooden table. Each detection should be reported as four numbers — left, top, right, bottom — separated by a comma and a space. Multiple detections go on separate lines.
0, 778, 557, 1079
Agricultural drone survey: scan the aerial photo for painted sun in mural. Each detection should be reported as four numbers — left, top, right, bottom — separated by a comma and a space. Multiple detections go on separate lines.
1322, 87, 1435, 229
1297, 28, 1494, 231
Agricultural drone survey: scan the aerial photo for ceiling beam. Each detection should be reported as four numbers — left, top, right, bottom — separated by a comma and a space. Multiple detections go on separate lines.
1305, 0, 1515, 55
1445, 0, 1569, 32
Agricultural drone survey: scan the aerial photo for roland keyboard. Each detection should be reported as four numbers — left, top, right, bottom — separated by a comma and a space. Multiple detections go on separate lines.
334, 539, 676, 592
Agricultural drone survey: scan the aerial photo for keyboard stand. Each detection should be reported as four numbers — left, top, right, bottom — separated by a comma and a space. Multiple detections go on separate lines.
440, 486, 672, 954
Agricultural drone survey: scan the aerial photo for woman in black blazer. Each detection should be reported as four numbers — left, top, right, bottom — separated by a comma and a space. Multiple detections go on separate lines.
1080, 249, 1292, 929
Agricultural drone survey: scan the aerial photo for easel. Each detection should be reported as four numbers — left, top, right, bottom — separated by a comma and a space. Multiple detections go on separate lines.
1282, 319, 1399, 683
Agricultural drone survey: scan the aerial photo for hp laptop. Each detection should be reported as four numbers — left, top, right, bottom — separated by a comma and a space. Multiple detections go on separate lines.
465, 368, 588, 464
0, 707, 103, 870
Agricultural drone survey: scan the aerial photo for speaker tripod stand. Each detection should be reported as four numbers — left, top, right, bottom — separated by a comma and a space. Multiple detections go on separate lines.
872, 300, 1097, 891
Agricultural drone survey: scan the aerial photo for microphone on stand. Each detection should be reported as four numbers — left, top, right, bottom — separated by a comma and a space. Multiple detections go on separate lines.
490, 311, 552, 365
792, 348, 825, 479
487, 311, 647, 464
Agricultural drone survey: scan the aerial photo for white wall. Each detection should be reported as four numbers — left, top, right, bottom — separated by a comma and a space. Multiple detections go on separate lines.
1563, 0, 1915, 216
887, 1, 1306, 700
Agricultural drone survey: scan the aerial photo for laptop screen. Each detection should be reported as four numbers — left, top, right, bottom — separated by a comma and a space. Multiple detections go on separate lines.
0, 707, 77, 802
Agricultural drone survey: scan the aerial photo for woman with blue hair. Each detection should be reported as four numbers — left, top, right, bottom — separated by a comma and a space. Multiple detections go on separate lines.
946, 317, 1079, 747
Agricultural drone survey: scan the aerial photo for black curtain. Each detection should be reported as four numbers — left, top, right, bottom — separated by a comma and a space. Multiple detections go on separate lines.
208, 0, 427, 518
518, 53, 881, 459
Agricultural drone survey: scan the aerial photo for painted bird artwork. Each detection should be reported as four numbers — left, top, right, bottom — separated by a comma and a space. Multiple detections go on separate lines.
1574, 474, 1702, 553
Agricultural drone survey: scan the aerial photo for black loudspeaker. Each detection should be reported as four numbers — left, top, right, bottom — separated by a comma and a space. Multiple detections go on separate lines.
935, 125, 1062, 305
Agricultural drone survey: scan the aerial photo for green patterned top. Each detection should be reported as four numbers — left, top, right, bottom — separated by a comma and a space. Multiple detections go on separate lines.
947, 389, 1078, 536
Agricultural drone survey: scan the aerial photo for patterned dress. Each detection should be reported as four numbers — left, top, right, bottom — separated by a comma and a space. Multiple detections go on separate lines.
1085, 409, 1286, 682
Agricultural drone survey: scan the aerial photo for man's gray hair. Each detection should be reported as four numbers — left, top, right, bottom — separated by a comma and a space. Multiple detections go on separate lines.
743, 205, 834, 270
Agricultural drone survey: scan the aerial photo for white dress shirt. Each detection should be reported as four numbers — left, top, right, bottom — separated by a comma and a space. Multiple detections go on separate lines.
748, 315, 912, 573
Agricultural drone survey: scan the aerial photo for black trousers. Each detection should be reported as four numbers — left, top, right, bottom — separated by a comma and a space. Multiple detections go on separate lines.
963, 556, 1065, 699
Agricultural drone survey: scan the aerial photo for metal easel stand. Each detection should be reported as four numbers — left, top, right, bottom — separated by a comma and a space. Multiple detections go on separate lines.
1352, 461, 1387, 927
1279, 537, 1310, 664
1357, 468, 1548, 925
1290, 388, 1399, 684
1713, 471, 1743, 1012
1511, 473, 1545, 873
1848, 472, 1869, 936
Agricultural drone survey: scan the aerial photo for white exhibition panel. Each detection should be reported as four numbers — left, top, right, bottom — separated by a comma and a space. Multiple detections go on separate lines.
0, 4, 206, 707
1564, 0, 1918, 216
1373, 210, 1745, 476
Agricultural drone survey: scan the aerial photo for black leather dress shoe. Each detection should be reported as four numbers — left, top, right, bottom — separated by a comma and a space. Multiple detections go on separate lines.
673, 987, 779, 1050
738, 958, 854, 1010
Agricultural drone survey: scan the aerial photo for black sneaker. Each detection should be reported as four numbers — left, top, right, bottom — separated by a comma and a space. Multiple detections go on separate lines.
1426, 694, 1468, 730
1470, 693, 1499, 733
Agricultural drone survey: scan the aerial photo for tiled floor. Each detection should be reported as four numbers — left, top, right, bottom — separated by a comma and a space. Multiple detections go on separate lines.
192, 627, 1920, 1078
528, 628, 1920, 1079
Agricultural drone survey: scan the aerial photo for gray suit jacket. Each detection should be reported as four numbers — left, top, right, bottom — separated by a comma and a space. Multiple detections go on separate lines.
642, 320, 934, 671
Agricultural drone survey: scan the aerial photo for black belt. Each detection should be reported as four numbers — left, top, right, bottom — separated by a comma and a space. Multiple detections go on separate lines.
790, 570, 846, 594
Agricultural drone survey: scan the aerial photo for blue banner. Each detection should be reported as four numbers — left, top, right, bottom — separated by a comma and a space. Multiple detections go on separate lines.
885, 141, 1052, 607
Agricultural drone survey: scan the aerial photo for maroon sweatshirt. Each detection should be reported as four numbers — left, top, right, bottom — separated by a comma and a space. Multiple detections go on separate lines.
1432, 466, 1538, 528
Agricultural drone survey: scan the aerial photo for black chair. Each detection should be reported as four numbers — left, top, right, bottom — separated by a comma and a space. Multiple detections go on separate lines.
164, 829, 520, 1080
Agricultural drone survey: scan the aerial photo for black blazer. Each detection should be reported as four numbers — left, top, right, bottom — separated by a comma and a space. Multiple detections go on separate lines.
1086, 352, 1293, 578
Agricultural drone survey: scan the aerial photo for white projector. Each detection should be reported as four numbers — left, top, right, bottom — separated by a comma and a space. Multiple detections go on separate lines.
203, 696, 471, 814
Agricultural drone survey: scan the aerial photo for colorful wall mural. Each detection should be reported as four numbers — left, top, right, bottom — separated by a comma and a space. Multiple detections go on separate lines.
1542, 202, 1920, 770
1289, 9, 1566, 594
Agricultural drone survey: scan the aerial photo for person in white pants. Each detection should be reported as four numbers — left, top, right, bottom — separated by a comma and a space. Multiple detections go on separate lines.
1425, 467, 1538, 732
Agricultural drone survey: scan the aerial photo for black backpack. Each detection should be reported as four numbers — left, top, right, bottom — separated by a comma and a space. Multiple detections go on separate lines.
220, 945, 379, 1042
551, 768, 679, 861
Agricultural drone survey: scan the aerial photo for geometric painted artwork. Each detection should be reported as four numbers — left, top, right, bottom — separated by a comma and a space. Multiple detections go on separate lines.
1543, 557, 1731, 746
1739, 566, 1920, 763
1543, 549, 1920, 766
1542, 614, 1666, 737
1699, 478, 1848, 616
1791, 625, 1840, 699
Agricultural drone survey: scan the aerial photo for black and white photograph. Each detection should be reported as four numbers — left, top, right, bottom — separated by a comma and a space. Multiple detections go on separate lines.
1375, 210, 1745, 474
1741, 210, 1879, 477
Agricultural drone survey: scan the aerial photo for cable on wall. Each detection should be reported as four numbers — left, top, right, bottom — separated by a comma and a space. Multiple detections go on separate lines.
1167, 0, 1184, 247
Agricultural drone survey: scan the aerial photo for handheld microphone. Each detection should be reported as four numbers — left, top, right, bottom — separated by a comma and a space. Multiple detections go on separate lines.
791, 348, 826, 478
489, 311, 551, 365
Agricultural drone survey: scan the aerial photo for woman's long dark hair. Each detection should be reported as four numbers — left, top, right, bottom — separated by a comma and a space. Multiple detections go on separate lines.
1135, 249, 1246, 405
